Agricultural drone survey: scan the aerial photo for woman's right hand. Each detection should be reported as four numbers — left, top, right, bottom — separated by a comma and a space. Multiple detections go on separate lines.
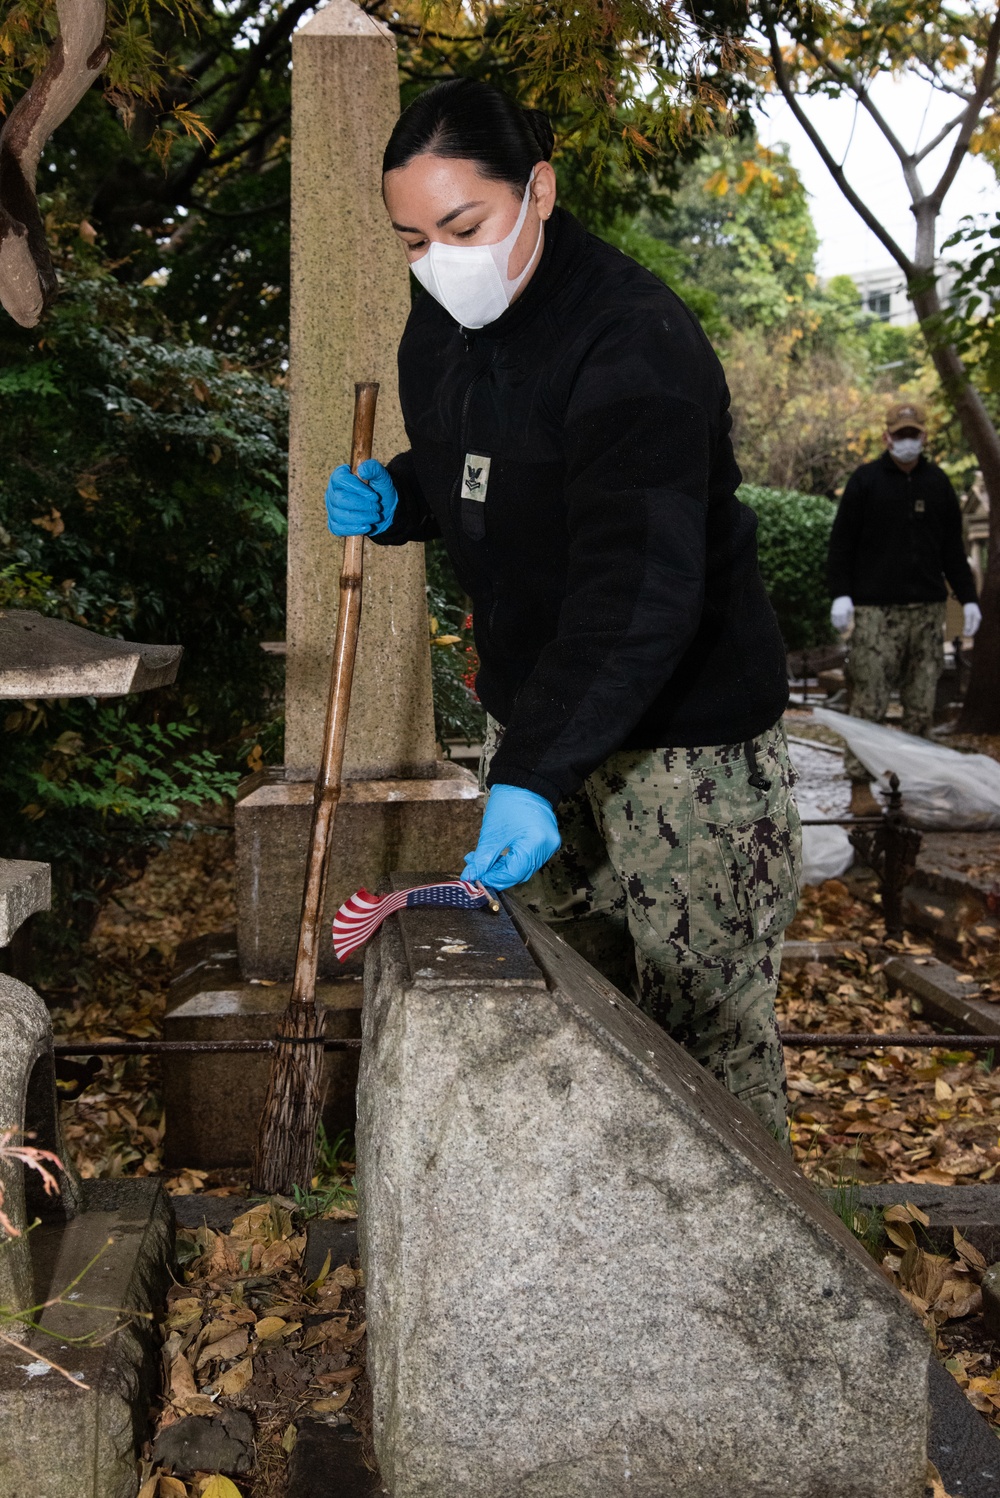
325, 458, 399, 536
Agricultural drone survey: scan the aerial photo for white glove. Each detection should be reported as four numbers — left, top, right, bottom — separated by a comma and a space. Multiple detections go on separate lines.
964, 602, 982, 637
830, 595, 854, 632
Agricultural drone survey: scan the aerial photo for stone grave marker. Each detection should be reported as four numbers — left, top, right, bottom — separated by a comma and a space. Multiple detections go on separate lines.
0, 867, 171, 1496
233, 0, 483, 983
168, 0, 483, 1165
357, 880, 929, 1498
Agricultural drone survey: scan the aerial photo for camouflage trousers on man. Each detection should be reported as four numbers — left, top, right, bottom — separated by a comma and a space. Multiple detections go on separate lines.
844, 602, 945, 781
480, 720, 802, 1142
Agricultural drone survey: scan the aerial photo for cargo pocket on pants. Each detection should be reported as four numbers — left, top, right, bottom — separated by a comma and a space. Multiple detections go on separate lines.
687, 787, 800, 959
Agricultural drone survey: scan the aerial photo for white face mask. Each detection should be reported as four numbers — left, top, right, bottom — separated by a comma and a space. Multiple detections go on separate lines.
409, 169, 542, 329
889, 435, 923, 463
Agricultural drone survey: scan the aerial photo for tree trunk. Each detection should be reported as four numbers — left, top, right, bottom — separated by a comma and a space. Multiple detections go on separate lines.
910, 281, 1000, 734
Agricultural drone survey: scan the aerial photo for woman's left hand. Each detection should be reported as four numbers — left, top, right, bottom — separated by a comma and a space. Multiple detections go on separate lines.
462, 784, 561, 890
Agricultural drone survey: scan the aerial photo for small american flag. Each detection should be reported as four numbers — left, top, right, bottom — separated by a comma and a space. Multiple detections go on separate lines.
331, 880, 496, 962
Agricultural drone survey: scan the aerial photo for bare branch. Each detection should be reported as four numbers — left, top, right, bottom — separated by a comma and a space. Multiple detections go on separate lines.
913, 110, 969, 164
929, 5, 1000, 210
762, 15, 914, 276
799, 36, 928, 201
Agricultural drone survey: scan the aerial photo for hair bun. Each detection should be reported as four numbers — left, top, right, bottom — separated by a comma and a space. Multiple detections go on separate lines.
523, 107, 554, 161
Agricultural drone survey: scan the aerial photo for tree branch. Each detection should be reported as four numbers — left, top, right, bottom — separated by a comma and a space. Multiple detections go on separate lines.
207, 109, 289, 171
913, 110, 969, 164
762, 14, 914, 276
189, 194, 289, 220
0, 0, 110, 327
168, 0, 313, 203
928, 5, 1000, 210
799, 35, 926, 201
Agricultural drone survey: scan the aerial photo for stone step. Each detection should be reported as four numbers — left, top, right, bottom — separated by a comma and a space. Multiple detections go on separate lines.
884, 955, 1000, 1038
831, 1183, 1000, 1262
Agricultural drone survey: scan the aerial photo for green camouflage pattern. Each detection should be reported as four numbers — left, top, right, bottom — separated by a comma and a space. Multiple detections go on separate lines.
481, 720, 802, 1141
844, 602, 945, 781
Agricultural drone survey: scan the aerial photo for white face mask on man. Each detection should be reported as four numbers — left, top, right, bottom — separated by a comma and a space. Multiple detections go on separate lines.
888, 435, 924, 464
409, 169, 542, 329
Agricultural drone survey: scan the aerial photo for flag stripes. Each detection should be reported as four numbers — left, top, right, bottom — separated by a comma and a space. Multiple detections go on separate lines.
332, 880, 493, 961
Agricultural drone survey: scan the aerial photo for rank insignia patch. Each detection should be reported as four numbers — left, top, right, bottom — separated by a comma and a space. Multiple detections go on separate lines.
461, 453, 491, 502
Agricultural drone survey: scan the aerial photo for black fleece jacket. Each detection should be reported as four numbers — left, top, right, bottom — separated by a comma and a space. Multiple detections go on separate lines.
826, 451, 977, 607
372, 207, 789, 807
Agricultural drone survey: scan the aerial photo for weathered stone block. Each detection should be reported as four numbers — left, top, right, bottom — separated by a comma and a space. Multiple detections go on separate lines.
0, 608, 181, 698
235, 765, 483, 979
0, 1177, 172, 1498
358, 886, 929, 1498
0, 860, 50, 947
0, 974, 171, 1495
284, 0, 436, 775
162, 968, 362, 1169
885, 953, 1000, 1037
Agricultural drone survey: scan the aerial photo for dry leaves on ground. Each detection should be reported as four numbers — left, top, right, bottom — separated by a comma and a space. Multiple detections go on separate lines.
779, 882, 1000, 1187
143, 1198, 369, 1497
43, 831, 236, 1181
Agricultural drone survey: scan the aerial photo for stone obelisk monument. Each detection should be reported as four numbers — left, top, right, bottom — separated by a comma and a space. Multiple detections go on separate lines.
164, 0, 482, 1167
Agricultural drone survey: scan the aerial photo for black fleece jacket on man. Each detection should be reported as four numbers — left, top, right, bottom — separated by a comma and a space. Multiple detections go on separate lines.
826, 451, 977, 607
372, 207, 789, 807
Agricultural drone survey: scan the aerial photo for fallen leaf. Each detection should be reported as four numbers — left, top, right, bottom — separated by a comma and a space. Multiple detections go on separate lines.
301, 1318, 348, 1351
315, 1365, 362, 1387
330, 1262, 357, 1288
174, 1394, 218, 1417
281, 1423, 297, 1454
158, 1480, 188, 1498
260, 1240, 294, 1274
304, 1250, 332, 1298
169, 1352, 198, 1401
311, 1388, 352, 1414
201, 1478, 242, 1498
926, 1460, 955, 1498
953, 1228, 988, 1270
214, 1356, 254, 1396
165, 1297, 203, 1331
344, 1319, 367, 1348
195, 1328, 248, 1368
254, 1316, 287, 1342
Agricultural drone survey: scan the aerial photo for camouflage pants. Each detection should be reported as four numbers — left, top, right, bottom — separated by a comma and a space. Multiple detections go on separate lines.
844, 602, 945, 781
480, 721, 802, 1141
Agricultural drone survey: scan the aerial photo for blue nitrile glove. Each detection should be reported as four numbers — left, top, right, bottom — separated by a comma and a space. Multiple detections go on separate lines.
461, 784, 561, 891
325, 458, 398, 537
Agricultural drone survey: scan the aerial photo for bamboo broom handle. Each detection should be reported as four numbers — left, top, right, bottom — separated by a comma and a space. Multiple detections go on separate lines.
288, 381, 379, 1012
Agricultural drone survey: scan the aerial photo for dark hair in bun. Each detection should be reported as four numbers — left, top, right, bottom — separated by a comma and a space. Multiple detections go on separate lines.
383, 79, 554, 192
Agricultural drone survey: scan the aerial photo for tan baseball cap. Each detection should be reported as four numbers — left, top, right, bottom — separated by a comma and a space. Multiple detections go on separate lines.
885, 401, 927, 434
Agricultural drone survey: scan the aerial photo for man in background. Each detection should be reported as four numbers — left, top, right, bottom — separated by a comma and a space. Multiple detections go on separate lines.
827, 401, 981, 816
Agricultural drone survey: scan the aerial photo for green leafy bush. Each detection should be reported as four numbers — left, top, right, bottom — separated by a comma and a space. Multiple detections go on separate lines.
425, 539, 485, 746
740, 483, 836, 650
0, 262, 287, 948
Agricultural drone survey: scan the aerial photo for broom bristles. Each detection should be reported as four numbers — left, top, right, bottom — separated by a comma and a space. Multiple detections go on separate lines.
252, 1003, 327, 1196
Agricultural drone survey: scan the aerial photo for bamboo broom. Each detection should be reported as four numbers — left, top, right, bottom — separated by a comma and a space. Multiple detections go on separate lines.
252, 381, 379, 1196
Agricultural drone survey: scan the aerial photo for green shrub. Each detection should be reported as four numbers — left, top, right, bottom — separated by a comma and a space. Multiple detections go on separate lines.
0, 263, 287, 950
740, 483, 836, 650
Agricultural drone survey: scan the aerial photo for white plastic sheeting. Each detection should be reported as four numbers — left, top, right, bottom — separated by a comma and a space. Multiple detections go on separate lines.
812, 707, 1000, 831
786, 735, 854, 885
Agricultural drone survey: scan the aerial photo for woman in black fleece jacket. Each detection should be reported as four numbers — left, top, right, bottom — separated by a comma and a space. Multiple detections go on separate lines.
326, 80, 800, 1138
